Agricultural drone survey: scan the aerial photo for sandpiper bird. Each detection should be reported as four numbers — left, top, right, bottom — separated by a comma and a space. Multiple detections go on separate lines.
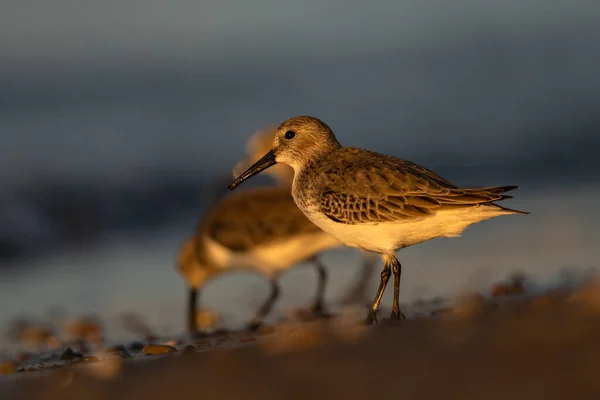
177, 185, 348, 334
229, 116, 528, 323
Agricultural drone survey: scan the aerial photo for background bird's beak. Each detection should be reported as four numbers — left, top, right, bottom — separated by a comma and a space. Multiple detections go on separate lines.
228, 150, 277, 190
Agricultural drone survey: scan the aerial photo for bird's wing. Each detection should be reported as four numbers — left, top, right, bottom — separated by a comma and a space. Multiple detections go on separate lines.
201, 187, 322, 251
316, 148, 516, 225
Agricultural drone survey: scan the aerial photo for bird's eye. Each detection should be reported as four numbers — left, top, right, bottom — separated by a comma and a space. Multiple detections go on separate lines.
284, 130, 296, 140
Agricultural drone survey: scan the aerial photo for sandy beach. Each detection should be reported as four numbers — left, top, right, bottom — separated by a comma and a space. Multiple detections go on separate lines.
3, 283, 600, 400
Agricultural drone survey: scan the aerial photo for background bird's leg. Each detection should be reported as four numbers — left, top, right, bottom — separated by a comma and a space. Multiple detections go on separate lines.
309, 256, 330, 318
187, 287, 198, 335
339, 251, 378, 306
390, 256, 407, 320
247, 279, 280, 331
365, 258, 391, 324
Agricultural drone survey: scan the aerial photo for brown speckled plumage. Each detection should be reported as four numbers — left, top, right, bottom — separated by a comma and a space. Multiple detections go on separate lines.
297, 147, 522, 225
197, 186, 323, 253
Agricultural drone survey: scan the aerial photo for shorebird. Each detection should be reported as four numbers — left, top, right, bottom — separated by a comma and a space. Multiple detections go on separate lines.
176, 186, 343, 334
229, 115, 528, 323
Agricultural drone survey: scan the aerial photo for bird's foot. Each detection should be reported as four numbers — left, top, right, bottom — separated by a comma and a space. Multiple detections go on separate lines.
310, 303, 332, 319
246, 320, 263, 332
364, 311, 378, 325
389, 308, 407, 321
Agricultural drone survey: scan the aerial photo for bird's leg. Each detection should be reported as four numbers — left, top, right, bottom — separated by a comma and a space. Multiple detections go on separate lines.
187, 288, 198, 336
365, 260, 392, 324
247, 280, 280, 331
390, 256, 407, 320
309, 257, 331, 318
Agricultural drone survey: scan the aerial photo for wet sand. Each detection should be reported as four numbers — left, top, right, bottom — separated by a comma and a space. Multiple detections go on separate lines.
4, 286, 600, 400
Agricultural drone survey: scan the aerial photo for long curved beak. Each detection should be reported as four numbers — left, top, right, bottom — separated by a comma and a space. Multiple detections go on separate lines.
228, 150, 277, 190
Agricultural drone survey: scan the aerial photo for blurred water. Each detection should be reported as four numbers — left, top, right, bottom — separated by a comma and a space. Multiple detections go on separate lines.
2, 0, 600, 189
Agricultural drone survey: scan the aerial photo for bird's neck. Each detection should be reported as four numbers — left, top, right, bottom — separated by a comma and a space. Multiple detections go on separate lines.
291, 143, 340, 188
301, 142, 338, 169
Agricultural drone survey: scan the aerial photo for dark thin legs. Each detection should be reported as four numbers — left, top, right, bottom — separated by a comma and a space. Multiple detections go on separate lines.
310, 257, 330, 317
187, 288, 198, 335
247, 280, 280, 331
390, 257, 406, 320
364, 262, 391, 324
364, 253, 406, 324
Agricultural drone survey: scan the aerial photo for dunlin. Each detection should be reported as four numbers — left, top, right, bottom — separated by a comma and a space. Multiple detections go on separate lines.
177, 186, 343, 333
229, 116, 528, 323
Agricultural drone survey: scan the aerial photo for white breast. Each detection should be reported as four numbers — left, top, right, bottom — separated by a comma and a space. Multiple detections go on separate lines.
201, 231, 342, 277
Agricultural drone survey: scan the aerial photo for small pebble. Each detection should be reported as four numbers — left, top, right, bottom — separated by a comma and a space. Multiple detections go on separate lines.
59, 348, 83, 361
183, 345, 196, 354
128, 341, 145, 352
105, 346, 132, 359
0, 361, 17, 375
142, 344, 177, 355
18, 366, 39, 373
